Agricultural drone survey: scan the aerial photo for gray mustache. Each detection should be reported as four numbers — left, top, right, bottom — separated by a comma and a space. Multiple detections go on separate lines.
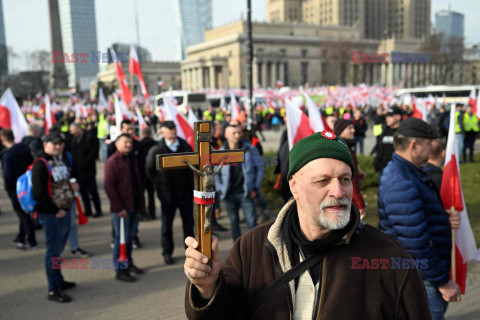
320, 197, 350, 209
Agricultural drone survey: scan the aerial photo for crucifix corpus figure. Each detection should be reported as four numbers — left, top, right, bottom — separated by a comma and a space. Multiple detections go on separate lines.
156, 121, 244, 264
183, 158, 225, 234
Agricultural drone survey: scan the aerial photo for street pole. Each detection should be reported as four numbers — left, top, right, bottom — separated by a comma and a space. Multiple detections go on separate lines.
246, 0, 254, 130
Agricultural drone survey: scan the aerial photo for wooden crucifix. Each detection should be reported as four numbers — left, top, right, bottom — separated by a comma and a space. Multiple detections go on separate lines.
156, 121, 245, 264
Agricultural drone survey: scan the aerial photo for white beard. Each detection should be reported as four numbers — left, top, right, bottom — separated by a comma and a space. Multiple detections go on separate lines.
317, 198, 351, 230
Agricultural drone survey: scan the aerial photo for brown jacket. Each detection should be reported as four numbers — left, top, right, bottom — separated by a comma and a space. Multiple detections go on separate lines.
185, 199, 431, 320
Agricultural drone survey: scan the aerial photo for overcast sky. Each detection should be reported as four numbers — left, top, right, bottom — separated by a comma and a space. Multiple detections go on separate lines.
3, 0, 479, 72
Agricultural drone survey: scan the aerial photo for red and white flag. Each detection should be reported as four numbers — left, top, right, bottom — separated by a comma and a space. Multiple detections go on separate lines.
129, 44, 149, 99
110, 48, 132, 106
44, 94, 57, 135
468, 89, 476, 115
301, 88, 326, 132
163, 94, 194, 149
229, 93, 241, 121
186, 106, 198, 127
135, 106, 147, 129
285, 98, 314, 150
440, 105, 478, 294
0, 88, 28, 142
475, 89, 480, 118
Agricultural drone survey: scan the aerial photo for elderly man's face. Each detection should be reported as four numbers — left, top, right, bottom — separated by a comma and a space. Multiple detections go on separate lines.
289, 158, 353, 233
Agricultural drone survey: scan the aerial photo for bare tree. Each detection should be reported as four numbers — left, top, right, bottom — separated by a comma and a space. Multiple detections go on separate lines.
420, 33, 464, 85
30, 50, 51, 72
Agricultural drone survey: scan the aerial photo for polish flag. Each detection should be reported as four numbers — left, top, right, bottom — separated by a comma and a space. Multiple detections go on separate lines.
44, 94, 57, 135
129, 44, 149, 99
440, 105, 478, 294
134, 106, 147, 129
110, 48, 132, 106
163, 93, 194, 149
114, 95, 124, 133
118, 218, 128, 263
0, 88, 29, 142
468, 89, 476, 115
301, 88, 326, 132
475, 89, 480, 118
411, 97, 424, 120
186, 106, 198, 127
285, 98, 314, 150
229, 93, 241, 121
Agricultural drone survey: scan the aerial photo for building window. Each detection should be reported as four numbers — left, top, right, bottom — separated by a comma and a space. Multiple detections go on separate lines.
301, 62, 309, 84
301, 49, 308, 58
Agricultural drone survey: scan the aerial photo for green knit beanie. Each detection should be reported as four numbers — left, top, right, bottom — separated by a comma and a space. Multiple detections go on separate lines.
287, 131, 355, 179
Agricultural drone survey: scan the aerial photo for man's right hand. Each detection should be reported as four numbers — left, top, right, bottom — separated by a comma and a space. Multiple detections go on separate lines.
184, 236, 222, 300
55, 209, 68, 218
438, 280, 461, 302
118, 210, 127, 218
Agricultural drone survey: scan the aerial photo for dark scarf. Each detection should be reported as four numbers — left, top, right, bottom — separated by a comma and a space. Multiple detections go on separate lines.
281, 202, 356, 286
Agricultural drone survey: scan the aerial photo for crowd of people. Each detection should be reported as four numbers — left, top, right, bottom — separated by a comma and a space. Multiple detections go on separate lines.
1, 95, 478, 319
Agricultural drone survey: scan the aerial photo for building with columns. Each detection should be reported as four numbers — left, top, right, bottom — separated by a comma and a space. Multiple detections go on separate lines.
94, 62, 181, 98
181, 20, 463, 90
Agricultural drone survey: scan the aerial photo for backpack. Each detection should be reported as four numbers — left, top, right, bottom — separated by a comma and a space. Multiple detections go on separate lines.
16, 158, 52, 213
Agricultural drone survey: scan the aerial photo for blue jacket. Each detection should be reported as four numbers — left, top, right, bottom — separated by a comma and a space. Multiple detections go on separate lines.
378, 153, 451, 287
215, 141, 265, 200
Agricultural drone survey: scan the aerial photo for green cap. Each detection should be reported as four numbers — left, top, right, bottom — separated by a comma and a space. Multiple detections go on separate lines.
287, 131, 355, 179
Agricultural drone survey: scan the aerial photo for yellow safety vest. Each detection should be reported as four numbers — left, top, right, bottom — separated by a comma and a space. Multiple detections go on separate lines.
61, 123, 69, 133
373, 124, 383, 137
97, 115, 109, 139
463, 113, 479, 132
215, 110, 224, 122
455, 111, 462, 133
203, 110, 213, 121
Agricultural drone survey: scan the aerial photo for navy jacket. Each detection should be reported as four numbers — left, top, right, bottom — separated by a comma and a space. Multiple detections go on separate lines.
1, 143, 34, 191
378, 153, 451, 287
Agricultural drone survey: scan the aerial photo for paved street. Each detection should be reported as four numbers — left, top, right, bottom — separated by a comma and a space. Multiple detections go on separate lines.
0, 129, 479, 320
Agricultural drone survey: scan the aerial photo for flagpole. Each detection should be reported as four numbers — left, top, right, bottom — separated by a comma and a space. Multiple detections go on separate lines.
451, 206, 456, 283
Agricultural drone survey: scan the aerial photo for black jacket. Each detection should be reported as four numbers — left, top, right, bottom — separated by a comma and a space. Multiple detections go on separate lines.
1, 143, 33, 191
421, 162, 443, 192
146, 137, 194, 204
373, 126, 397, 172
71, 132, 97, 179
31, 151, 75, 214
353, 116, 368, 138
21, 136, 44, 159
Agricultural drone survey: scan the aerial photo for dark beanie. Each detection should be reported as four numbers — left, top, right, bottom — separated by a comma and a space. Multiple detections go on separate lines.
334, 119, 353, 136
288, 131, 355, 179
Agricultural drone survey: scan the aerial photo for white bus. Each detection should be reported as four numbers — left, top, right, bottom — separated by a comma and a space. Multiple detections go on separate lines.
155, 91, 208, 115
395, 85, 478, 105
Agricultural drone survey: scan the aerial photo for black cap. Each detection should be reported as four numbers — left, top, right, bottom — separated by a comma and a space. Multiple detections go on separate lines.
397, 118, 439, 139
386, 106, 403, 116
334, 119, 353, 136
161, 121, 176, 129
43, 132, 65, 144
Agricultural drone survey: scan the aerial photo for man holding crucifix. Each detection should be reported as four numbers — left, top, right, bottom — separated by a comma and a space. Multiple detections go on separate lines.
184, 130, 430, 319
